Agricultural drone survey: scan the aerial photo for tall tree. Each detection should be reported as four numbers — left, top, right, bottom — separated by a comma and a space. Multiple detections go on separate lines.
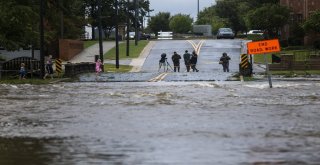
246, 4, 290, 38
215, 0, 247, 35
148, 12, 171, 35
169, 14, 193, 34
0, 0, 86, 51
83, 0, 150, 39
303, 9, 320, 33
0, 0, 39, 51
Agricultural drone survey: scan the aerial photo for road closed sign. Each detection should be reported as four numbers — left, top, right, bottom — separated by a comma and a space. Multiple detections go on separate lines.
247, 39, 280, 54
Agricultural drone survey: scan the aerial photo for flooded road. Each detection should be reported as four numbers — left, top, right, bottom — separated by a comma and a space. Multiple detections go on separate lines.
1, 81, 320, 165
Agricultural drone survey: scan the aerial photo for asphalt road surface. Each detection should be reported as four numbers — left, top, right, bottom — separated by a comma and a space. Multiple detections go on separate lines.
81, 39, 244, 82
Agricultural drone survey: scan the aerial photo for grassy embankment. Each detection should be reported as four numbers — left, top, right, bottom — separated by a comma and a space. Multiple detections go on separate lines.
84, 40, 98, 49
103, 40, 149, 72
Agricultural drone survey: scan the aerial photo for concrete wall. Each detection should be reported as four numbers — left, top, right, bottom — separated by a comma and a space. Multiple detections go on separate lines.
280, 0, 320, 45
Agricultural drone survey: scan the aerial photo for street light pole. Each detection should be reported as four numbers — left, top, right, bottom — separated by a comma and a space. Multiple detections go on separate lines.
197, 0, 199, 18
115, 0, 120, 69
40, 0, 45, 78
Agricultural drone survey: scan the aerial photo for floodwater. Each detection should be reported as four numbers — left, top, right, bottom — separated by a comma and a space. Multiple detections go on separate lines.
0, 81, 320, 165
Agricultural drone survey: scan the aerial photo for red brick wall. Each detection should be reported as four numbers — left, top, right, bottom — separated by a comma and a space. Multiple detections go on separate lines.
280, 0, 320, 45
59, 39, 84, 61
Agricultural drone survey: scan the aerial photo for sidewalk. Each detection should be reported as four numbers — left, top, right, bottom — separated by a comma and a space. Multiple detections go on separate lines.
129, 41, 155, 72
66, 41, 115, 63
65, 41, 155, 72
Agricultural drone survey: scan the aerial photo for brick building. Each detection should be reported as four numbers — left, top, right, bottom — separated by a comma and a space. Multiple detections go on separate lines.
280, 0, 320, 45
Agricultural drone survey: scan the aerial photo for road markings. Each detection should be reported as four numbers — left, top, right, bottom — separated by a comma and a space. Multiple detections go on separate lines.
187, 40, 205, 55
148, 72, 169, 82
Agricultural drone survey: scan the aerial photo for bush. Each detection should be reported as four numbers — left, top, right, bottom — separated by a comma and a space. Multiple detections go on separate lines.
237, 34, 247, 39
288, 37, 304, 46
282, 46, 307, 51
280, 40, 289, 48
246, 34, 264, 41
0, 56, 5, 61
313, 40, 320, 49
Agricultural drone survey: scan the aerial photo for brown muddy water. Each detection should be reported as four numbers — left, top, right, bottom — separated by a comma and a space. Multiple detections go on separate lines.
0, 81, 320, 165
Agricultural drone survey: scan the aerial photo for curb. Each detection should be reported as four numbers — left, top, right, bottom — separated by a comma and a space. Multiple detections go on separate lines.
129, 41, 156, 72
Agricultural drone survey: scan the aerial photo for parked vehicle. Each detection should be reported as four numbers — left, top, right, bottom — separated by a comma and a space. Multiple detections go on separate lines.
140, 33, 151, 40
125, 32, 135, 39
247, 30, 263, 35
216, 28, 234, 39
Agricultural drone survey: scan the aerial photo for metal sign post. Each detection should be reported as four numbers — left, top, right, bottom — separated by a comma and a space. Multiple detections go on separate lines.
247, 39, 280, 89
264, 54, 273, 88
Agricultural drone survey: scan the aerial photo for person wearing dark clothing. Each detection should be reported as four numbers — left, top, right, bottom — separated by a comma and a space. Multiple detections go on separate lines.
190, 51, 199, 72
219, 52, 231, 72
43, 55, 54, 79
171, 51, 181, 72
183, 50, 191, 72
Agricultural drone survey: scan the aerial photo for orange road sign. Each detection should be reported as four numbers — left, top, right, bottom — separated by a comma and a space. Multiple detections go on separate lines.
247, 39, 280, 55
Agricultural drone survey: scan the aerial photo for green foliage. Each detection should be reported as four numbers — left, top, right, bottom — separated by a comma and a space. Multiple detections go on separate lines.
196, 0, 280, 35
246, 34, 264, 41
169, 14, 193, 34
148, 12, 171, 34
196, 6, 228, 33
0, 78, 58, 84
303, 9, 320, 33
287, 23, 305, 46
246, 4, 290, 38
215, 0, 247, 35
83, 0, 151, 39
0, 0, 86, 51
0, 1, 38, 50
0, 0, 151, 51
314, 40, 320, 50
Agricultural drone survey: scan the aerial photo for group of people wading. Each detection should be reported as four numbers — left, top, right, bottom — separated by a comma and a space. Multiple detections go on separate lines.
159, 50, 230, 72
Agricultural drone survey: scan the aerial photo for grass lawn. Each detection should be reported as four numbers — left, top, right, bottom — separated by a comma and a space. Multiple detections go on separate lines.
103, 63, 133, 72
84, 40, 98, 49
104, 40, 149, 60
271, 70, 320, 75
253, 54, 271, 64
253, 49, 319, 64
0, 78, 59, 84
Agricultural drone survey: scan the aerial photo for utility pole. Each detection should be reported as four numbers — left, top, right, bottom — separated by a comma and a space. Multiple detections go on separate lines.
126, 0, 130, 57
134, 0, 139, 46
98, 0, 104, 70
115, 0, 120, 69
40, 0, 45, 78
58, 0, 64, 39
197, 0, 200, 18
